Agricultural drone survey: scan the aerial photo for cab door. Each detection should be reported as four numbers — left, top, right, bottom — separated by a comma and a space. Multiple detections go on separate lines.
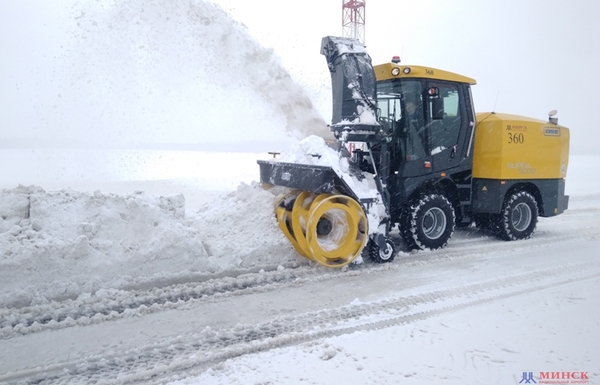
426, 81, 471, 173
395, 81, 435, 179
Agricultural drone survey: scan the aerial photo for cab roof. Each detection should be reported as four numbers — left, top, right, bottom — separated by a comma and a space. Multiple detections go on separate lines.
373, 63, 477, 85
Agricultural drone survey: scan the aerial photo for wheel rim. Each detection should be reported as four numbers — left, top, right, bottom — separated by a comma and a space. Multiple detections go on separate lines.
422, 207, 447, 240
511, 202, 532, 231
379, 243, 394, 260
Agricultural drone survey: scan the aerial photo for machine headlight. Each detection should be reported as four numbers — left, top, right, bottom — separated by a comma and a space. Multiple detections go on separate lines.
391, 67, 400, 76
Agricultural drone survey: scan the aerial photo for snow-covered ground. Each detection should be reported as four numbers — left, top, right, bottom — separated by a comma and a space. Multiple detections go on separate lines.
0, 150, 598, 385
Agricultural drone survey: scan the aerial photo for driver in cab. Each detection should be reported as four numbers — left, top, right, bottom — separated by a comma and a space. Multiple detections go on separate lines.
397, 97, 426, 160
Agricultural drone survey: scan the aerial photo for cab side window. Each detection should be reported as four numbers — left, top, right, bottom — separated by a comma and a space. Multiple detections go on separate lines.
428, 83, 462, 152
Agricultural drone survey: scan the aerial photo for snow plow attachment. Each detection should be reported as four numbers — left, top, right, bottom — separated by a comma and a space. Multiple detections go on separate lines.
259, 160, 370, 267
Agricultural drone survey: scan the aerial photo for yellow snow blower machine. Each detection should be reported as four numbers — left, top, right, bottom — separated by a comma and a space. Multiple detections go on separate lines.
258, 36, 570, 268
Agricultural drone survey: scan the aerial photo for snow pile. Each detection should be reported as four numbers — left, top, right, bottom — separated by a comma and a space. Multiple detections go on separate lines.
277, 135, 342, 165
189, 182, 300, 267
276, 136, 377, 198
0, 183, 302, 308
0, 186, 202, 307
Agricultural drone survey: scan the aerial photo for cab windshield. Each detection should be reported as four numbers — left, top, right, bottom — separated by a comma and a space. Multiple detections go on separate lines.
377, 79, 427, 161
377, 79, 464, 164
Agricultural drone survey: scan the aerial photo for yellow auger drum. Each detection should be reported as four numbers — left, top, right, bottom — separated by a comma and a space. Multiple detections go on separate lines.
274, 191, 368, 267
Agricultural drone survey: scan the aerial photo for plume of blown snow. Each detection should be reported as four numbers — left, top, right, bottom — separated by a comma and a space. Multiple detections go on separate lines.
14, 0, 330, 148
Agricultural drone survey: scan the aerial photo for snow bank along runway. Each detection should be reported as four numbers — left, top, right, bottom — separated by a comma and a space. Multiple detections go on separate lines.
0, 180, 303, 310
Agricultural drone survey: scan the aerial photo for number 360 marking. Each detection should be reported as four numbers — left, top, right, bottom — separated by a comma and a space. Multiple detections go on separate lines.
508, 132, 524, 144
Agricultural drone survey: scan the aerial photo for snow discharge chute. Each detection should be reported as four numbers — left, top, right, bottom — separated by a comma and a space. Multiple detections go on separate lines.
319, 36, 380, 139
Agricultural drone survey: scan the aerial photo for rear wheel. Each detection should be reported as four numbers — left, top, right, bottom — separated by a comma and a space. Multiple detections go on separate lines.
400, 194, 455, 250
496, 191, 538, 241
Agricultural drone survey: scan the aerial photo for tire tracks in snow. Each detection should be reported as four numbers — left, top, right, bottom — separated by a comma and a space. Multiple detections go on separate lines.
1, 211, 596, 340
2, 260, 600, 385
0, 266, 342, 339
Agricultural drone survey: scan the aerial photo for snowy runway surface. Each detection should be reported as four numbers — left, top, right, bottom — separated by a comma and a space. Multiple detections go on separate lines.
1, 151, 599, 384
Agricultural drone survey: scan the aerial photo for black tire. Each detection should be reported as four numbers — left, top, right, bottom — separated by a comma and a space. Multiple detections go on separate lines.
496, 191, 538, 241
368, 237, 396, 263
400, 194, 455, 250
399, 204, 418, 250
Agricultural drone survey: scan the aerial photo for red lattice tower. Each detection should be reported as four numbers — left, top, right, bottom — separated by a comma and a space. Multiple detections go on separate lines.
342, 0, 365, 43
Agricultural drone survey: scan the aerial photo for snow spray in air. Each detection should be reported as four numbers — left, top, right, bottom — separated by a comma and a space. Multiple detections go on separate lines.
53, 0, 330, 147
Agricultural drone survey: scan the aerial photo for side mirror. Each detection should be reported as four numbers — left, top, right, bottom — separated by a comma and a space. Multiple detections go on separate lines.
432, 97, 445, 120
427, 87, 444, 120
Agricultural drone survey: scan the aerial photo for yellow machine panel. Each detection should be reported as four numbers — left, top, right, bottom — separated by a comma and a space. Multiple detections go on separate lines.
472, 112, 570, 180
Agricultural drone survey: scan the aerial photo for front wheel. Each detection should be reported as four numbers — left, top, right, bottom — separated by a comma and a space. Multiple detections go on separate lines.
400, 193, 455, 250
368, 237, 396, 263
496, 191, 538, 241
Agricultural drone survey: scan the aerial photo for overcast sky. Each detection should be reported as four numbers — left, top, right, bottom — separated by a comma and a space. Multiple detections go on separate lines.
1, 0, 599, 154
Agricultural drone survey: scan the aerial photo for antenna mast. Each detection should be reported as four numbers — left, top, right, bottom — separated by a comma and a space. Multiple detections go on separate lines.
342, 0, 366, 43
